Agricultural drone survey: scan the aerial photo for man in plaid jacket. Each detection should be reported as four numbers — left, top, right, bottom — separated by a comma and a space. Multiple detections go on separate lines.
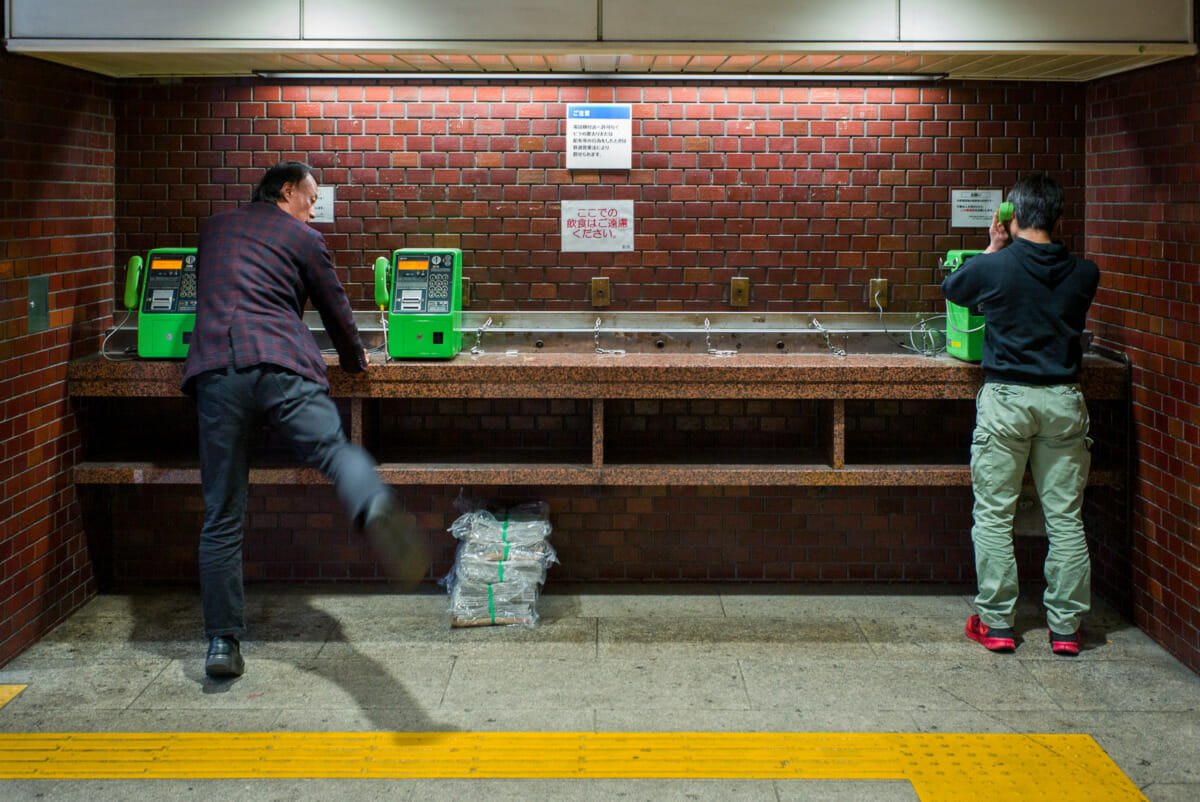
182, 161, 425, 680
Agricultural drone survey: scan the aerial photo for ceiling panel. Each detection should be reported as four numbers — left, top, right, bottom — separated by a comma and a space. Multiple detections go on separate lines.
12, 46, 1195, 82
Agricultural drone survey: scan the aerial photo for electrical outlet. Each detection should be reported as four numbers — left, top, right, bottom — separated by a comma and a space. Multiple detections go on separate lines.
730, 277, 749, 307
27, 275, 49, 333
591, 276, 611, 308
869, 278, 888, 310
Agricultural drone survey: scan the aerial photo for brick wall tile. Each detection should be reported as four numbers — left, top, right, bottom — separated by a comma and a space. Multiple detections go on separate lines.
2, 53, 109, 665
1086, 53, 1200, 674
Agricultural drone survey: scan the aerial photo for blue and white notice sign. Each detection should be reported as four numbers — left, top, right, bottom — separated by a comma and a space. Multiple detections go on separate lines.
566, 104, 632, 170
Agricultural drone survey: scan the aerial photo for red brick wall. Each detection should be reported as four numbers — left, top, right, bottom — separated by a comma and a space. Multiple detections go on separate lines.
114, 80, 1086, 312
0, 69, 1160, 664
1087, 54, 1200, 673
102, 75, 1126, 598
106, 482, 1111, 584
101, 78, 1143, 605
0, 53, 114, 665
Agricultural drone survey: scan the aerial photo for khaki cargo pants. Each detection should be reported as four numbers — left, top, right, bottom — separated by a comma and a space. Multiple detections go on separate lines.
970, 382, 1092, 634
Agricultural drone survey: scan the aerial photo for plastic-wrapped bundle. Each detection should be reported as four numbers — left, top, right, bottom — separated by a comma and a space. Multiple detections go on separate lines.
447, 570, 541, 627
449, 501, 551, 546
456, 538, 556, 565
455, 555, 546, 586
445, 497, 555, 627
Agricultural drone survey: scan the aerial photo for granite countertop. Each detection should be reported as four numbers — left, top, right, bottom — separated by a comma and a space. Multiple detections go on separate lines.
68, 351, 1128, 400
69, 350, 1129, 487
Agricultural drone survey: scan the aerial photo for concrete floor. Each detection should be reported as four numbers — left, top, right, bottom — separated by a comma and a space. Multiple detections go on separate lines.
1, 583, 1198, 801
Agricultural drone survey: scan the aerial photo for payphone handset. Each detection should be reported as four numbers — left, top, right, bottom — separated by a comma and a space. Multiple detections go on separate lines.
123, 247, 198, 358
374, 247, 463, 359
998, 201, 1014, 223
940, 249, 985, 362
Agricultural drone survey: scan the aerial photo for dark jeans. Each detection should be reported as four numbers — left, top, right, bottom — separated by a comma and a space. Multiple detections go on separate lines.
195, 363, 389, 639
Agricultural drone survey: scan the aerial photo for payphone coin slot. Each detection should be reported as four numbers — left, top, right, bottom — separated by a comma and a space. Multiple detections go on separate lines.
399, 289, 424, 311
149, 289, 175, 311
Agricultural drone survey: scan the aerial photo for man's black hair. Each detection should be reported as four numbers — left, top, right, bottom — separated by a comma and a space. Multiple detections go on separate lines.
252, 161, 314, 203
1007, 172, 1064, 233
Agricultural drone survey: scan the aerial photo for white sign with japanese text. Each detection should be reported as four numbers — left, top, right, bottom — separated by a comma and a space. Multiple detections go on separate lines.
561, 199, 635, 252
951, 189, 1003, 228
566, 104, 632, 170
312, 185, 335, 224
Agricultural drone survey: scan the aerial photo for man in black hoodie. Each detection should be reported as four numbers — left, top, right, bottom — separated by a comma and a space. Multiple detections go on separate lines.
942, 173, 1099, 657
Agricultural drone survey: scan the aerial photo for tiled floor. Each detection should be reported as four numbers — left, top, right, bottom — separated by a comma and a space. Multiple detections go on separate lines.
1, 583, 1198, 800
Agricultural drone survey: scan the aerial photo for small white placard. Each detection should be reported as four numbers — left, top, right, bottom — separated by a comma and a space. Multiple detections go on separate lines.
566, 104, 633, 170
951, 189, 1003, 228
561, 200, 635, 252
312, 185, 335, 224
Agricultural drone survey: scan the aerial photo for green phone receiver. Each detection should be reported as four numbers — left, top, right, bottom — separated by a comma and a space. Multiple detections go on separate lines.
998, 201, 1013, 222
123, 255, 144, 310
373, 256, 391, 309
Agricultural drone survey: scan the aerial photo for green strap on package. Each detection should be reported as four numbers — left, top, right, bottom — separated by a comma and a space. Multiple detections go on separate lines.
487, 585, 496, 624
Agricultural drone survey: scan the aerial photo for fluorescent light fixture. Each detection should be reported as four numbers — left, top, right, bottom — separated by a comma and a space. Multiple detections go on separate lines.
254, 71, 946, 82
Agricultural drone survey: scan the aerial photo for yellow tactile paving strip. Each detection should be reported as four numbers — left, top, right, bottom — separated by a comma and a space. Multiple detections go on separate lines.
0, 682, 1144, 799
0, 728, 1145, 801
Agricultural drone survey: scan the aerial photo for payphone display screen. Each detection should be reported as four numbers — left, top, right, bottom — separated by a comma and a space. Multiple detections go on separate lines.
142, 251, 198, 314
392, 253, 454, 315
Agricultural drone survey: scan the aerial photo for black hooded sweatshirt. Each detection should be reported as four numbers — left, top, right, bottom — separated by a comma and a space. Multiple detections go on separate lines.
941, 237, 1099, 385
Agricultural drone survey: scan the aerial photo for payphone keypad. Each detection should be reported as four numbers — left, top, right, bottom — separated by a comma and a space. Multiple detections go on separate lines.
427, 254, 453, 314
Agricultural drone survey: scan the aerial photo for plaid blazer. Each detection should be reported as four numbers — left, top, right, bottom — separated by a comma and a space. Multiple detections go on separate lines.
181, 201, 366, 395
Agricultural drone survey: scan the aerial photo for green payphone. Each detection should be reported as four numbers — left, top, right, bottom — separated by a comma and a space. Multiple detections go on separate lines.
374, 248, 463, 358
941, 249, 985, 362
940, 202, 1012, 362
123, 247, 197, 358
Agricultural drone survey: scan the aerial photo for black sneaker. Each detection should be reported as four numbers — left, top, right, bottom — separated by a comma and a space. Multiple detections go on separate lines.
365, 499, 428, 590
205, 636, 245, 678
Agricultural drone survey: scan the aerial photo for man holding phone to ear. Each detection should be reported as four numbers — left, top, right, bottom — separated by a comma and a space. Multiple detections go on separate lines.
182, 161, 427, 680
941, 173, 1100, 656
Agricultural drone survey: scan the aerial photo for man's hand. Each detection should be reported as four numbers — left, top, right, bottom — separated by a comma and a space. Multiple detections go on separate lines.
983, 209, 1012, 254
361, 347, 371, 371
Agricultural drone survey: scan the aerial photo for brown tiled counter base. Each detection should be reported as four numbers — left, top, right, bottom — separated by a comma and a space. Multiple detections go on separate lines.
69, 352, 1127, 488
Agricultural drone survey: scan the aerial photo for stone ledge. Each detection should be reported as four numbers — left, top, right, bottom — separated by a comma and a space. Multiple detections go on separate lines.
68, 352, 1128, 400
